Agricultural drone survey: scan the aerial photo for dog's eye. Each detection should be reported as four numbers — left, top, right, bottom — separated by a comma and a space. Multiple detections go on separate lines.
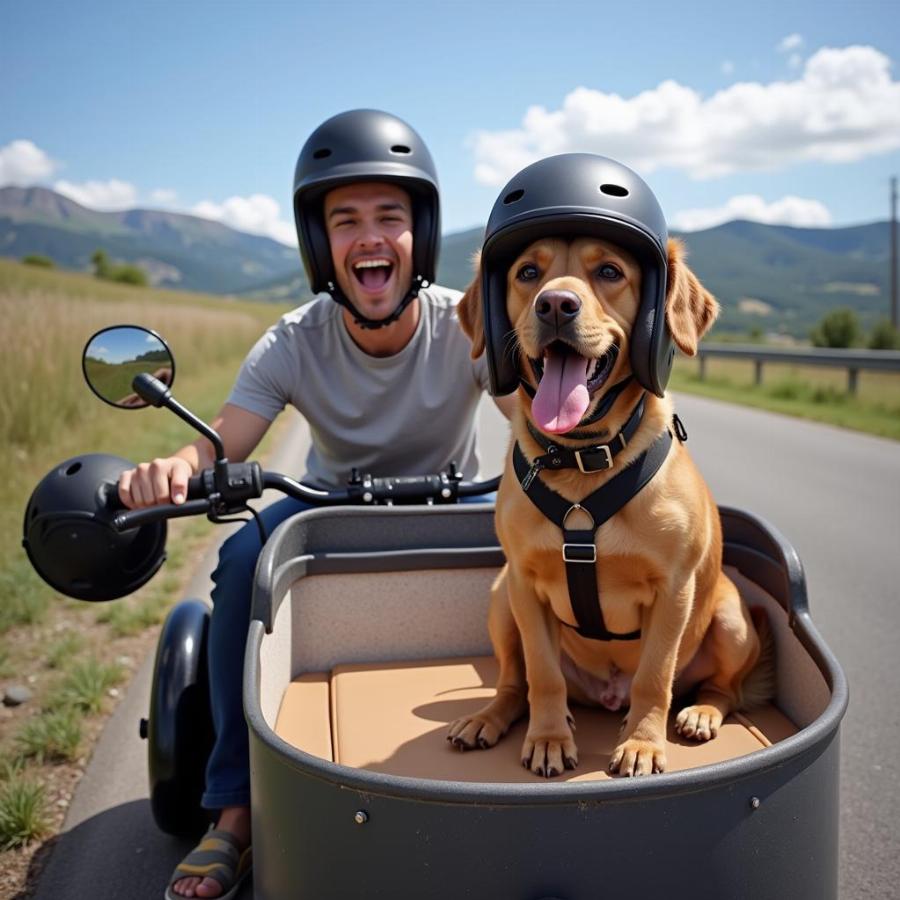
596, 263, 623, 281
516, 263, 540, 282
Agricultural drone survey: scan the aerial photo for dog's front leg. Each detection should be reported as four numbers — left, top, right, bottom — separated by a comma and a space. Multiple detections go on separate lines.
609, 575, 695, 776
448, 566, 528, 750
509, 569, 578, 777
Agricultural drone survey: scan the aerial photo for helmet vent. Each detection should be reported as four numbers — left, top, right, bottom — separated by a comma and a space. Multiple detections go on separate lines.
312, 148, 332, 160
66, 462, 82, 476
600, 183, 629, 198
503, 189, 525, 205
390, 144, 411, 154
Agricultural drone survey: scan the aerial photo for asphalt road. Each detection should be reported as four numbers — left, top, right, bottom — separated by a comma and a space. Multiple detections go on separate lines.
28, 395, 899, 900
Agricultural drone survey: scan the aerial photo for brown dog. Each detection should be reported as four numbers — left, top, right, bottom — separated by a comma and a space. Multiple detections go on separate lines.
449, 236, 772, 777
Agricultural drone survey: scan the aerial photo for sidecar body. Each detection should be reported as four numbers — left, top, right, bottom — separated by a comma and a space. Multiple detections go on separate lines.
244, 504, 846, 900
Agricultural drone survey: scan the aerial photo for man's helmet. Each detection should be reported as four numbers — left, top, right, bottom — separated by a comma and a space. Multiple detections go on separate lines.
23, 454, 167, 601
293, 109, 440, 328
479, 153, 673, 397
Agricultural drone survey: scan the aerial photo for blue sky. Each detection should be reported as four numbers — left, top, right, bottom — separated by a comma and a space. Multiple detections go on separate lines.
2, 0, 899, 245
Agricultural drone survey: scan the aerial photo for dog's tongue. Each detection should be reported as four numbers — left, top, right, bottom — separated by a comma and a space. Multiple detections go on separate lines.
532, 347, 590, 434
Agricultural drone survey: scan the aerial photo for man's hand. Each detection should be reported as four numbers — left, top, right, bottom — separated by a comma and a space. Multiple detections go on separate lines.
118, 457, 194, 509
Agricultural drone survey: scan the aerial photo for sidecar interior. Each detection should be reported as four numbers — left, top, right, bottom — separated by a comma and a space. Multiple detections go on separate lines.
250, 505, 831, 782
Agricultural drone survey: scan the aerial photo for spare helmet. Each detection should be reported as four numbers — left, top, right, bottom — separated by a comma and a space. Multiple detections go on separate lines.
23, 454, 167, 601
479, 153, 672, 397
293, 108, 441, 328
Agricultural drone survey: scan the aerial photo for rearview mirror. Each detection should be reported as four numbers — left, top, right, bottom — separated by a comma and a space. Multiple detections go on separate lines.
82, 325, 175, 409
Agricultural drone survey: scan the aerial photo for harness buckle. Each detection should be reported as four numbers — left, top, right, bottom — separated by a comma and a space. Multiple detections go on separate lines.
562, 542, 597, 564
575, 444, 613, 473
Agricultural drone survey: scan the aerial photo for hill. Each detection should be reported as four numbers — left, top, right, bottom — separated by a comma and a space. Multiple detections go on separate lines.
430, 219, 895, 338
2, 187, 895, 336
0, 186, 300, 294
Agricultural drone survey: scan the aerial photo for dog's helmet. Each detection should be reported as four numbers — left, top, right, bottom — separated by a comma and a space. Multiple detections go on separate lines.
22, 454, 167, 601
480, 153, 672, 397
293, 109, 441, 327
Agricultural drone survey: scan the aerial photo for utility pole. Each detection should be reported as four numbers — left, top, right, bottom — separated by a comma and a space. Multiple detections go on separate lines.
892, 176, 898, 329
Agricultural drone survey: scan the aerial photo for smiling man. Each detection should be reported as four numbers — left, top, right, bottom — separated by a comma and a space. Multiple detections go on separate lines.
117, 109, 511, 900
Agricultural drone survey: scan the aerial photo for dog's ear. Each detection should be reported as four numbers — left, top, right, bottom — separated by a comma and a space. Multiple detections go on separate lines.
664, 238, 719, 357
457, 250, 486, 359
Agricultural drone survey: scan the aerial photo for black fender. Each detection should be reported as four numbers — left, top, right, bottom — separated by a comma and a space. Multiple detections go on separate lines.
145, 599, 215, 836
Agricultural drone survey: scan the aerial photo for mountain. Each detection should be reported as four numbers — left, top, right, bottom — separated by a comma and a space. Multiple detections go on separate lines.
0, 186, 302, 294
432, 219, 896, 337
674, 219, 893, 334
2, 186, 895, 336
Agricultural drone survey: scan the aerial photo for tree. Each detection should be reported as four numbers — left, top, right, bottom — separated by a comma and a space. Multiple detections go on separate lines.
868, 318, 900, 350
111, 264, 148, 287
810, 308, 861, 349
91, 249, 111, 279
89, 249, 148, 286
22, 254, 54, 268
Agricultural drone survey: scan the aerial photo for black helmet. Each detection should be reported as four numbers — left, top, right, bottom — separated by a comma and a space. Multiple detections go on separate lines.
293, 109, 440, 327
22, 454, 167, 601
480, 153, 673, 397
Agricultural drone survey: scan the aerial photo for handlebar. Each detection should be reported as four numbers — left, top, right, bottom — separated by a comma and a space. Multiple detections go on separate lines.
111, 463, 500, 532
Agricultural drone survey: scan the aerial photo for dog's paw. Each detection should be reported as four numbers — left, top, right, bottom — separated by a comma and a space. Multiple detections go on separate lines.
608, 738, 666, 776
446, 714, 505, 751
521, 728, 578, 778
675, 704, 723, 742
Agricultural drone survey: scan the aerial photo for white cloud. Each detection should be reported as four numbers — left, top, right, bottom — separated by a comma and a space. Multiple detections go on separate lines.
0, 139, 58, 186
778, 34, 804, 53
54, 178, 138, 210
471, 45, 900, 185
149, 188, 178, 205
191, 193, 296, 246
672, 194, 833, 231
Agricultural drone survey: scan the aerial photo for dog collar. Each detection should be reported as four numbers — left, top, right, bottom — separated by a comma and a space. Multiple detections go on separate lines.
521, 395, 647, 488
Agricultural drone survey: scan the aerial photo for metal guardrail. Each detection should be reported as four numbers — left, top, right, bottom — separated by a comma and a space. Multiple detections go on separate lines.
695, 345, 900, 394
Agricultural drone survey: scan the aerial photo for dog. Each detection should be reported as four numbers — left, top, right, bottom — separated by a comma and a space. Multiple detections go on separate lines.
448, 235, 773, 777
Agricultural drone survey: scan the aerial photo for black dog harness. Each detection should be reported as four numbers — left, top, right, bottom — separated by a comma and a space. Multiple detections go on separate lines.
513, 396, 674, 642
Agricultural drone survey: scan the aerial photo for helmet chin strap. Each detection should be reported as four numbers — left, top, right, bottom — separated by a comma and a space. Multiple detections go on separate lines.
328, 277, 424, 331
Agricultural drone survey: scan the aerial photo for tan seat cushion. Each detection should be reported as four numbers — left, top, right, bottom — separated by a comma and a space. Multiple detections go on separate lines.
275, 672, 333, 763
275, 657, 797, 783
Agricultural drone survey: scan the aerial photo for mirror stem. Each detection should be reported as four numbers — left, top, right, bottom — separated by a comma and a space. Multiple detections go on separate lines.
132, 373, 226, 462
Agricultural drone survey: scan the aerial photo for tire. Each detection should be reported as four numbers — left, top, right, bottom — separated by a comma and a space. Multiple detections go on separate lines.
145, 599, 215, 836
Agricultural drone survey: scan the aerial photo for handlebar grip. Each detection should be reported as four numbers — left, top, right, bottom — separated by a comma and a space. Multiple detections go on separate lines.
187, 472, 208, 499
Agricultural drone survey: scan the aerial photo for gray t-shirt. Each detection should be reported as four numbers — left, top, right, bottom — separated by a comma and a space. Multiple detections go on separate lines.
228, 286, 490, 488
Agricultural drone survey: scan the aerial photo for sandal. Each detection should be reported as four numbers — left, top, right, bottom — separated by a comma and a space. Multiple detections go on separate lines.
164, 829, 252, 900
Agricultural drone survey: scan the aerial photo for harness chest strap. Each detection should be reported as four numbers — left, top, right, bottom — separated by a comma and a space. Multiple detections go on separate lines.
512, 428, 674, 641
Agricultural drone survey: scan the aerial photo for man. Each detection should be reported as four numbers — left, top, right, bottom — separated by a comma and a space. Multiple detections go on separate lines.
118, 109, 512, 900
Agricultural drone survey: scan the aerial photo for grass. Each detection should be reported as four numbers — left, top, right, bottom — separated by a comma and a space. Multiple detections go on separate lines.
671, 355, 900, 440
14, 709, 83, 765
94, 591, 170, 637
44, 657, 124, 715
45, 633, 84, 670
0, 776, 50, 850
0, 558, 51, 632
0, 259, 297, 876
0, 258, 291, 638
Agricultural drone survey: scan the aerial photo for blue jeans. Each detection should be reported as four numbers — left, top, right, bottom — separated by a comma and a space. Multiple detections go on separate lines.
202, 492, 495, 810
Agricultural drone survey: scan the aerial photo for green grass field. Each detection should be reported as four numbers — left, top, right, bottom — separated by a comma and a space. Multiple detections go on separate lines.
671, 353, 900, 440
0, 259, 292, 850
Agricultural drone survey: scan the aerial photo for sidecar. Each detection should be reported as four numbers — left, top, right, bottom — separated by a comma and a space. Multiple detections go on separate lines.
243, 502, 847, 900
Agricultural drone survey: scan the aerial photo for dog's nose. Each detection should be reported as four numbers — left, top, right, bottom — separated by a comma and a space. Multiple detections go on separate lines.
534, 290, 582, 328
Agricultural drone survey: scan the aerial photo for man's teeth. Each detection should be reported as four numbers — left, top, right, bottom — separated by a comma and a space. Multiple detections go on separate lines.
353, 259, 391, 270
